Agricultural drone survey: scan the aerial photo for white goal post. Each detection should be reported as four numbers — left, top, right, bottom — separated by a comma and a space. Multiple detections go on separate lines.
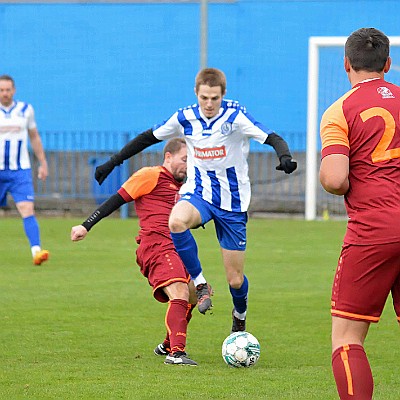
305, 35, 400, 220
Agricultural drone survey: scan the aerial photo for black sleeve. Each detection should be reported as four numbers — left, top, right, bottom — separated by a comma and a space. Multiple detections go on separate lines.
110, 129, 162, 166
81, 193, 127, 231
263, 132, 292, 159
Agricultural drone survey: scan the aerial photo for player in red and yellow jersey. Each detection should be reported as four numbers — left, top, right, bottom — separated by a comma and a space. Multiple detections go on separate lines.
71, 138, 198, 366
320, 28, 400, 399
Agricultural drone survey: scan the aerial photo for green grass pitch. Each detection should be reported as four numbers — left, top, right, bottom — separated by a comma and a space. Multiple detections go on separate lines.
1, 217, 399, 399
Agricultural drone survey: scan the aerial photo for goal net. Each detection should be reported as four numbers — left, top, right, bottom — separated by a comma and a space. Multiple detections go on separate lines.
305, 36, 400, 220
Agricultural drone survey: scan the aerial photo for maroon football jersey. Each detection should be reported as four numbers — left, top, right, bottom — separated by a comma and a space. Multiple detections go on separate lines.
118, 166, 182, 239
321, 78, 400, 244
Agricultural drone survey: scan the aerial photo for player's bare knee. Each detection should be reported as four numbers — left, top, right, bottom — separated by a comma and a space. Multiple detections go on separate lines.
168, 216, 187, 233
228, 276, 244, 289
175, 285, 190, 301
166, 282, 189, 301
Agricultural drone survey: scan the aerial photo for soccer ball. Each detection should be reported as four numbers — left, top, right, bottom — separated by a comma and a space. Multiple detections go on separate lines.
222, 331, 261, 368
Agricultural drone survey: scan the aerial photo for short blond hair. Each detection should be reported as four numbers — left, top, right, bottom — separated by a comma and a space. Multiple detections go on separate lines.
195, 68, 226, 94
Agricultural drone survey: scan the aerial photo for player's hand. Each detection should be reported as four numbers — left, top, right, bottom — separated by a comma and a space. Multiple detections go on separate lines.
276, 155, 297, 174
71, 225, 88, 241
95, 160, 115, 185
38, 164, 48, 181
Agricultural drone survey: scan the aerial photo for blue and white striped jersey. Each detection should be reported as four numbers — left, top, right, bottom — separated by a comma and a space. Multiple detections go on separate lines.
0, 101, 36, 170
153, 99, 273, 212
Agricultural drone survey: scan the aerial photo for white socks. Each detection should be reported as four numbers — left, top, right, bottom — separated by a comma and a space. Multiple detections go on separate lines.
193, 273, 207, 287
31, 245, 41, 257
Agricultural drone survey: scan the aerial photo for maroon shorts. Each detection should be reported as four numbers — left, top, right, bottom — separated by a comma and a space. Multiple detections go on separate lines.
136, 235, 189, 303
331, 242, 400, 323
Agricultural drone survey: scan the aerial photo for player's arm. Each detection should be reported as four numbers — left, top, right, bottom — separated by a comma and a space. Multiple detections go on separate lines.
320, 154, 349, 195
264, 133, 297, 174
238, 108, 297, 174
319, 97, 350, 195
71, 193, 127, 241
28, 127, 48, 181
95, 129, 162, 184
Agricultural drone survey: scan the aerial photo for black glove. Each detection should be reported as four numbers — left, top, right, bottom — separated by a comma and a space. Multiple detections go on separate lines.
95, 159, 116, 185
276, 155, 297, 174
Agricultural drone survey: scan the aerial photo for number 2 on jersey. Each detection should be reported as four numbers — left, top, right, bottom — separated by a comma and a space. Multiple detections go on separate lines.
360, 107, 400, 163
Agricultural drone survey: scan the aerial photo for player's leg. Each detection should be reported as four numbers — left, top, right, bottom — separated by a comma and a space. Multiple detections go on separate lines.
162, 281, 197, 366
12, 170, 48, 265
169, 199, 203, 281
330, 243, 400, 399
0, 171, 9, 209
156, 281, 197, 357
15, 200, 49, 265
162, 281, 190, 353
154, 286, 193, 362
169, 197, 213, 314
331, 317, 372, 400
214, 209, 248, 332
186, 279, 197, 325
332, 317, 370, 351
188, 280, 198, 307
392, 271, 400, 324
139, 237, 197, 366
221, 248, 248, 332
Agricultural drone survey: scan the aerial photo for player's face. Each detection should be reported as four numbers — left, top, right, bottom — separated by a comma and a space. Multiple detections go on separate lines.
196, 84, 224, 119
0, 80, 15, 107
169, 146, 187, 182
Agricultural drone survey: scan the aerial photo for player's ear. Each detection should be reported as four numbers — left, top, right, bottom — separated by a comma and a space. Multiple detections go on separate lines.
344, 56, 351, 73
164, 151, 172, 163
194, 86, 197, 96
384, 56, 391, 73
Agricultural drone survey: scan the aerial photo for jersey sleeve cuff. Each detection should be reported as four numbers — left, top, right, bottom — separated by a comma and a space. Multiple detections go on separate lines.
321, 144, 349, 159
118, 187, 134, 202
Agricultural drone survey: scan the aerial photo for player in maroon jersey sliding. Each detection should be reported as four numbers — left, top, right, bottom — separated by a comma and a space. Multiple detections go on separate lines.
320, 28, 400, 399
71, 138, 198, 366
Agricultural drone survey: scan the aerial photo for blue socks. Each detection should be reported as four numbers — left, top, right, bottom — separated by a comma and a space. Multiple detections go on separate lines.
23, 215, 40, 247
172, 230, 248, 314
171, 230, 202, 279
230, 275, 249, 314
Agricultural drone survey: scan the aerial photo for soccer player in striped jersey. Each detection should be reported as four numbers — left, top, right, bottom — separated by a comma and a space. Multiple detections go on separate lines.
71, 138, 199, 366
95, 68, 297, 332
0, 75, 49, 265
319, 28, 400, 399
